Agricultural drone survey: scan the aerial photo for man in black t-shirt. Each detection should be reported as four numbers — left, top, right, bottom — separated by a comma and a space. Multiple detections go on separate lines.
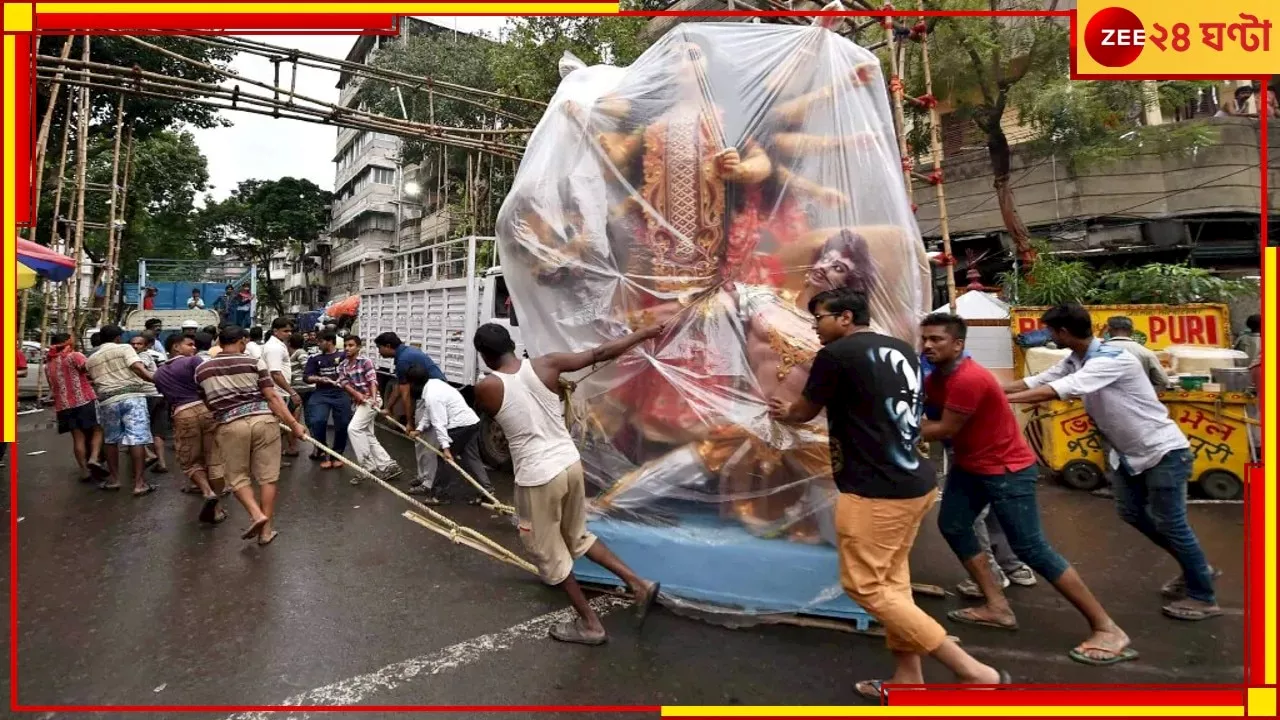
770, 288, 1007, 699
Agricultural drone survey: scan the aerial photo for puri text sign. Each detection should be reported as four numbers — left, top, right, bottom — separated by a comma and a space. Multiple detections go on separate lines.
1075, 1, 1275, 77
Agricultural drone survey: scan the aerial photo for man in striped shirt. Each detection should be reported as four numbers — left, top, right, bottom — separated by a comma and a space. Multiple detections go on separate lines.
195, 325, 308, 545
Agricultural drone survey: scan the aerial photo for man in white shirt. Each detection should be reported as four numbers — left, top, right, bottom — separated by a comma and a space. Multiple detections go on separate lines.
245, 326, 265, 360
1004, 303, 1220, 622
187, 289, 206, 309
1103, 316, 1168, 390
404, 365, 495, 505
261, 317, 303, 458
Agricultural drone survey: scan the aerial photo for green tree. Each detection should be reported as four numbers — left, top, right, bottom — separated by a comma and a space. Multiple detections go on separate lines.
196, 177, 334, 316
487, 14, 654, 106
914, 0, 1218, 267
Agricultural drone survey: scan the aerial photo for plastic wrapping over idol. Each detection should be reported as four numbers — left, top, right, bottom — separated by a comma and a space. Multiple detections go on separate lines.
496, 22, 932, 557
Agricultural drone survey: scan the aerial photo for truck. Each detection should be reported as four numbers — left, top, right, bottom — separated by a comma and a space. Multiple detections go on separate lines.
354, 235, 524, 469
83, 257, 257, 348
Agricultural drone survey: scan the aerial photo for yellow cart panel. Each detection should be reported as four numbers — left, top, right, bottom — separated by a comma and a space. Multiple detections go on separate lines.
1023, 391, 1254, 500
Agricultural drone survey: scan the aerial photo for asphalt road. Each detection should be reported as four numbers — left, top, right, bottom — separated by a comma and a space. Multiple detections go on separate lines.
4, 411, 1245, 715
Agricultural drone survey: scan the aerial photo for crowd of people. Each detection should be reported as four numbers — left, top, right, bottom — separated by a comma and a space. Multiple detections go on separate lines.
35, 315, 502, 541
28, 291, 1240, 694
767, 290, 1224, 696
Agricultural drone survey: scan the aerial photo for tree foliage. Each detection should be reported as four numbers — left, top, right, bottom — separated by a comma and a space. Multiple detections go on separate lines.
998, 241, 1252, 306
1017, 80, 1219, 171
35, 129, 211, 281
486, 14, 653, 106
196, 177, 333, 316
352, 14, 656, 236
906, 0, 1222, 267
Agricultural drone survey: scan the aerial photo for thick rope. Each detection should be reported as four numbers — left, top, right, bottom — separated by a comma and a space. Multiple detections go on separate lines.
375, 415, 516, 515
283, 424, 536, 575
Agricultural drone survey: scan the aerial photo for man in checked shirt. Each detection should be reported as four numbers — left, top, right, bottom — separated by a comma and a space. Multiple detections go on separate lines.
195, 325, 307, 545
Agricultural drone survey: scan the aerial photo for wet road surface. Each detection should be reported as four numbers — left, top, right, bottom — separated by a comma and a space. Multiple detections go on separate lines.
5, 412, 1245, 714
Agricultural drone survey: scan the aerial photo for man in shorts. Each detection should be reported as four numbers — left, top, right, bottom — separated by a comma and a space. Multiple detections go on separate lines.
43, 332, 104, 482
473, 323, 661, 646
155, 333, 227, 524
130, 333, 172, 475
195, 325, 307, 545
85, 325, 156, 495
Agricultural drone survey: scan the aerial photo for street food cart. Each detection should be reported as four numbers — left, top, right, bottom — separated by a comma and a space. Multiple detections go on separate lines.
1011, 303, 1255, 500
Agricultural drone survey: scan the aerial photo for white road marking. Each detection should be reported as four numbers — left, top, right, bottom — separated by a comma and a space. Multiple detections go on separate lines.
225, 595, 631, 719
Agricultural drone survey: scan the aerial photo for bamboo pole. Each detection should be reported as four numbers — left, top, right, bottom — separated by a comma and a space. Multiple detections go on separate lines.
110, 37, 539, 131
36, 71, 526, 161
31, 36, 75, 226
883, 20, 913, 205
110, 128, 135, 322
189, 34, 547, 109
18, 38, 77, 347
101, 95, 125, 319
52, 90, 74, 330
292, 425, 534, 573
376, 415, 514, 514
69, 36, 91, 327
917, 3, 957, 312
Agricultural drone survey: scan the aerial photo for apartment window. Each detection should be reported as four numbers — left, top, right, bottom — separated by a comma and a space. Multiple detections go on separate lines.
372, 167, 395, 185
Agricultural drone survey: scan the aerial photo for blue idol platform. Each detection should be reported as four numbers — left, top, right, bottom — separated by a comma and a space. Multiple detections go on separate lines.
572, 512, 876, 630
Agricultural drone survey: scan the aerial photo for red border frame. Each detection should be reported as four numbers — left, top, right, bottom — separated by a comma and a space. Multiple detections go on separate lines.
4, 3, 1272, 714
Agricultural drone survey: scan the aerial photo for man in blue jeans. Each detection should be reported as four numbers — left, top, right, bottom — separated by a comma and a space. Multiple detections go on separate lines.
302, 331, 352, 470
1005, 303, 1220, 622
920, 313, 1132, 666
923, 349, 1036, 595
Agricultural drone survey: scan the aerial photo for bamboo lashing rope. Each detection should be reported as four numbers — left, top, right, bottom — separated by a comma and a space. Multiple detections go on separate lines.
283, 423, 536, 575
375, 415, 515, 515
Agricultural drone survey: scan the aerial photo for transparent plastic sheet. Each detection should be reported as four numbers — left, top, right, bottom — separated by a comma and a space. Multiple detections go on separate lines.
496, 21, 932, 618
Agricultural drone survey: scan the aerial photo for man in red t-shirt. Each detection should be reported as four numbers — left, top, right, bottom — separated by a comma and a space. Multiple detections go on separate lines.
919, 313, 1135, 667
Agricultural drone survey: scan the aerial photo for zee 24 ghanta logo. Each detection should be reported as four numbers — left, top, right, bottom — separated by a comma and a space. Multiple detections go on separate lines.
1083, 6, 1272, 68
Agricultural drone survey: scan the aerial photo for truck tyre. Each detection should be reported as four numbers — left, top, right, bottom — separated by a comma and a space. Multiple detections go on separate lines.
478, 413, 512, 471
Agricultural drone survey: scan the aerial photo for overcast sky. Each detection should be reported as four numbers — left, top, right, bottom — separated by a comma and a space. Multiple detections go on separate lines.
187, 16, 507, 203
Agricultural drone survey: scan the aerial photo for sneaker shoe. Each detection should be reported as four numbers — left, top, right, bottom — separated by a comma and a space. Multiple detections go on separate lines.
957, 572, 1010, 599
1006, 566, 1037, 587
379, 466, 403, 482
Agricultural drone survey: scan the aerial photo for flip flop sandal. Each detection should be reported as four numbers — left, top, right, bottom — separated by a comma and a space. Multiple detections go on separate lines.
258, 530, 279, 546
853, 679, 887, 703
548, 620, 607, 646
211, 509, 229, 524
180, 486, 204, 495
947, 608, 1018, 631
132, 484, 157, 497
1162, 603, 1224, 621
150, 465, 169, 474
1069, 645, 1140, 666
199, 497, 220, 523
98, 481, 122, 491
636, 581, 662, 627
241, 516, 268, 540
